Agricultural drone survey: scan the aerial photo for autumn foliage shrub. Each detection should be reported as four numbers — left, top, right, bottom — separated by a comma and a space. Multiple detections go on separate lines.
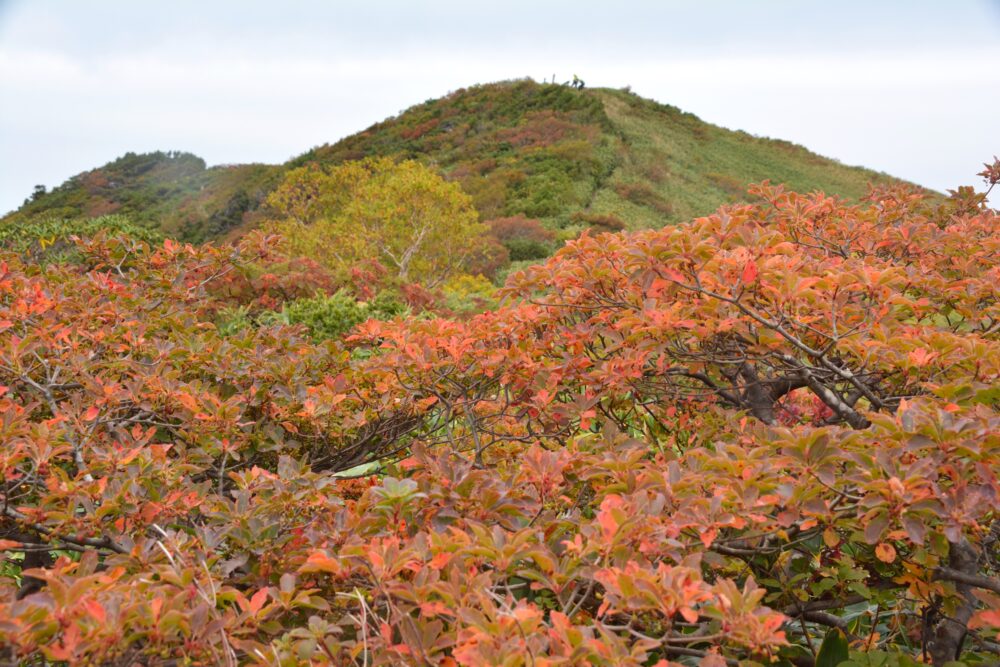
487, 215, 557, 261
613, 181, 675, 216
570, 211, 628, 233
1, 162, 999, 666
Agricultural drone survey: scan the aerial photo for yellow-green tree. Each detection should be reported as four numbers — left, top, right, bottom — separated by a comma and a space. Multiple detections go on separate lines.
267, 158, 489, 285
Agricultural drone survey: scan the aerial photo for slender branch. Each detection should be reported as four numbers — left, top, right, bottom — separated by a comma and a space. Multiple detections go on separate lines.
3, 506, 127, 554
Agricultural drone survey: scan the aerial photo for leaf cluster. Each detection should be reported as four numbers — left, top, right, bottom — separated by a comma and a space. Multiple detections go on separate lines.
0, 177, 998, 665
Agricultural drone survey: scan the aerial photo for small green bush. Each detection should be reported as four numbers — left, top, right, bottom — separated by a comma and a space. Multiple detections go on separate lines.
262, 290, 407, 341
441, 274, 499, 314
214, 306, 255, 337
503, 237, 553, 261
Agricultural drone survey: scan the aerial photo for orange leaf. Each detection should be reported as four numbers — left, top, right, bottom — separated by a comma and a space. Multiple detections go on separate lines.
151, 597, 163, 619
419, 600, 453, 617
596, 494, 625, 541
428, 552, 452, 570
662, 267, 686, 283
175, 392, 199, 411
971, 609, 1000, 630
875, 542, 897, 563
299, 550, 342, 575
83, 598, 106, 623
249, 588, 269, 614
679, 606, 699, 623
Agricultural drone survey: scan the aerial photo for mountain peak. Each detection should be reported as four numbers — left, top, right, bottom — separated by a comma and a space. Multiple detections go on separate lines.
3, 79, 909, 242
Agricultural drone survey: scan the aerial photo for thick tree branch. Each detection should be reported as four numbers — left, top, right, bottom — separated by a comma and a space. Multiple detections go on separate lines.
935, 567, 1000, 595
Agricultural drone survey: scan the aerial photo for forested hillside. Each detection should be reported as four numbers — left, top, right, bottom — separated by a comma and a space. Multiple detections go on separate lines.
3, 80, 911, 244
2, 162, 998, 665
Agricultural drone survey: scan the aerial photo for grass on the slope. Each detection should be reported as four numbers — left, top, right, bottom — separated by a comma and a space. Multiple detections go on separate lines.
585, 88, 909, 229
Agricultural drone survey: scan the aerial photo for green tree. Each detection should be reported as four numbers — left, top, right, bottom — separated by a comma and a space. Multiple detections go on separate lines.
268, 158, 488, 285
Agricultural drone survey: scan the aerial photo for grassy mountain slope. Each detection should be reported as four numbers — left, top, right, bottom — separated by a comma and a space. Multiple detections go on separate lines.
591, 89, 906, 228
2, 80, 915, 241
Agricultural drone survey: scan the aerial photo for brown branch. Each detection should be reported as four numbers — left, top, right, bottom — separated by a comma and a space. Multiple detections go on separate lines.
935, 567, 1000, 595
3, 506, 127, 554
798, 611, 852, 634
784, 594, 867, 616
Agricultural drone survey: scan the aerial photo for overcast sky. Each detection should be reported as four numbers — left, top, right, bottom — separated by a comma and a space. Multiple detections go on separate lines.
1, 0, 999, 215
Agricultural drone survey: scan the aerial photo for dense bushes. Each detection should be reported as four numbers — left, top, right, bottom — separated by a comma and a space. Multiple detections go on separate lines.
570, 211, 628, 232
613, 181, 675, 216
8, 152, 206, 228
486, 215, 556, 261
0, 166, 998, 665
0, 214, 162, 262
4, 152, 280, 241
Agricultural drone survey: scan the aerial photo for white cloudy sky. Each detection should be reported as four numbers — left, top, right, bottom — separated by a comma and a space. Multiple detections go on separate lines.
1, 0, 999, 215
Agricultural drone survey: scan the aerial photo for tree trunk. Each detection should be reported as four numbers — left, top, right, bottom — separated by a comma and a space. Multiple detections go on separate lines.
738, 363, 777, 425
927, 539, 978, 665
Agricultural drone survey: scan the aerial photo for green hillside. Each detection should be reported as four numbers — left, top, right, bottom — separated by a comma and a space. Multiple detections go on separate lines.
591, 89, 909, 227
2, 79, 915, 242
302, 81, 911, 233
4, 151, 282, 243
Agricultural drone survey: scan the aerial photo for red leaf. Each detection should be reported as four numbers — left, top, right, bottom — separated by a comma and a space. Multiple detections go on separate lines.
662, 267, 686, 283
249, 588, 269, 614
741, 260, 758, 284
83, 598, 106, 623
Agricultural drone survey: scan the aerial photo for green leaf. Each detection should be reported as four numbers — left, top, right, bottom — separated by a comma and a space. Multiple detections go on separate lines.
331, 460, 382, 478
816, 628, 849, 667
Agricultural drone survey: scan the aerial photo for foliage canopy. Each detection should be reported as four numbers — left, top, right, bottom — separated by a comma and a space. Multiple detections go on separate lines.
0, 163, 998, 666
